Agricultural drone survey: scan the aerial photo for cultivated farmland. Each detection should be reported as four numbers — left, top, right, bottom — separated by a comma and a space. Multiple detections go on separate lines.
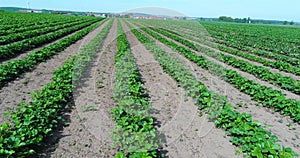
0, 12, 299, 158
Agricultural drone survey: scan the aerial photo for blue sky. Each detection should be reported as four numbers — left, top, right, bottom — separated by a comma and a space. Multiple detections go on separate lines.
1, 0, 299, 22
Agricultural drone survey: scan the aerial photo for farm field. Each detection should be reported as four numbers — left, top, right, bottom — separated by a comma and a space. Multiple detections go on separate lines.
0, 11, 300, 158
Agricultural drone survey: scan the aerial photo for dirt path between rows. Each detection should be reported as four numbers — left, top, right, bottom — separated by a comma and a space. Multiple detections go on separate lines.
47, 19, 118, 157
130, 22, 300, 155
124, 20, 241, 158
0, 20, 110, 124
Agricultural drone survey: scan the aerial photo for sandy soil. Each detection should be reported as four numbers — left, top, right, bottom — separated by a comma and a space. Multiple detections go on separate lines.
124, 20, 242, 158
130, 22, 300, 155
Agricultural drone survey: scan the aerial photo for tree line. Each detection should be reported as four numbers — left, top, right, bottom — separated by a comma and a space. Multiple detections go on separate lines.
218, 16, 294, 25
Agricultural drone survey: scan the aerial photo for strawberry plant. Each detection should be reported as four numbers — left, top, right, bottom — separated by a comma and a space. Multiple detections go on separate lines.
110, 21, 161, 158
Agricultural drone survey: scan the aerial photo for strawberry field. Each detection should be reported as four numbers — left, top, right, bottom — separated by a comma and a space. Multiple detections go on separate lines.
0, 12, 299, 158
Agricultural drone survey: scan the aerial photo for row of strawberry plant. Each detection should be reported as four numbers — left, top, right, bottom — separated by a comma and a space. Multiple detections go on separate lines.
0, 12, 85, 32
0, 18, 101, 60
207, 29, 300, 60
111, 21, 160, 158
73, 19, 113, 82
0, 19, 107, 89
0, 17, 83, 36
200, 22, 300, 59
0, 14, 42, 30
0, 57, 75, 157
0, 19, 113, 157
194, 34, 300, 75
149, 20, 300, 68
201, 22, 300, 43
215, 42, 300, 75
135, 23, 300, 124
154, 25, 300, 76
0, 18, 95, 45
212, 37, 300, 68
127, 22, 298, 158
132, 20, 300, 91
148, 27, 300, 95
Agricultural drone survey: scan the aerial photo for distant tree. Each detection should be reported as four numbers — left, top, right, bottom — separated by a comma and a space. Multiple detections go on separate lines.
283, 21, 288, 25
290, 21, 294, 25
219, 16, 226, 21
234, 18, 240, 23
219, 16, 234, 22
